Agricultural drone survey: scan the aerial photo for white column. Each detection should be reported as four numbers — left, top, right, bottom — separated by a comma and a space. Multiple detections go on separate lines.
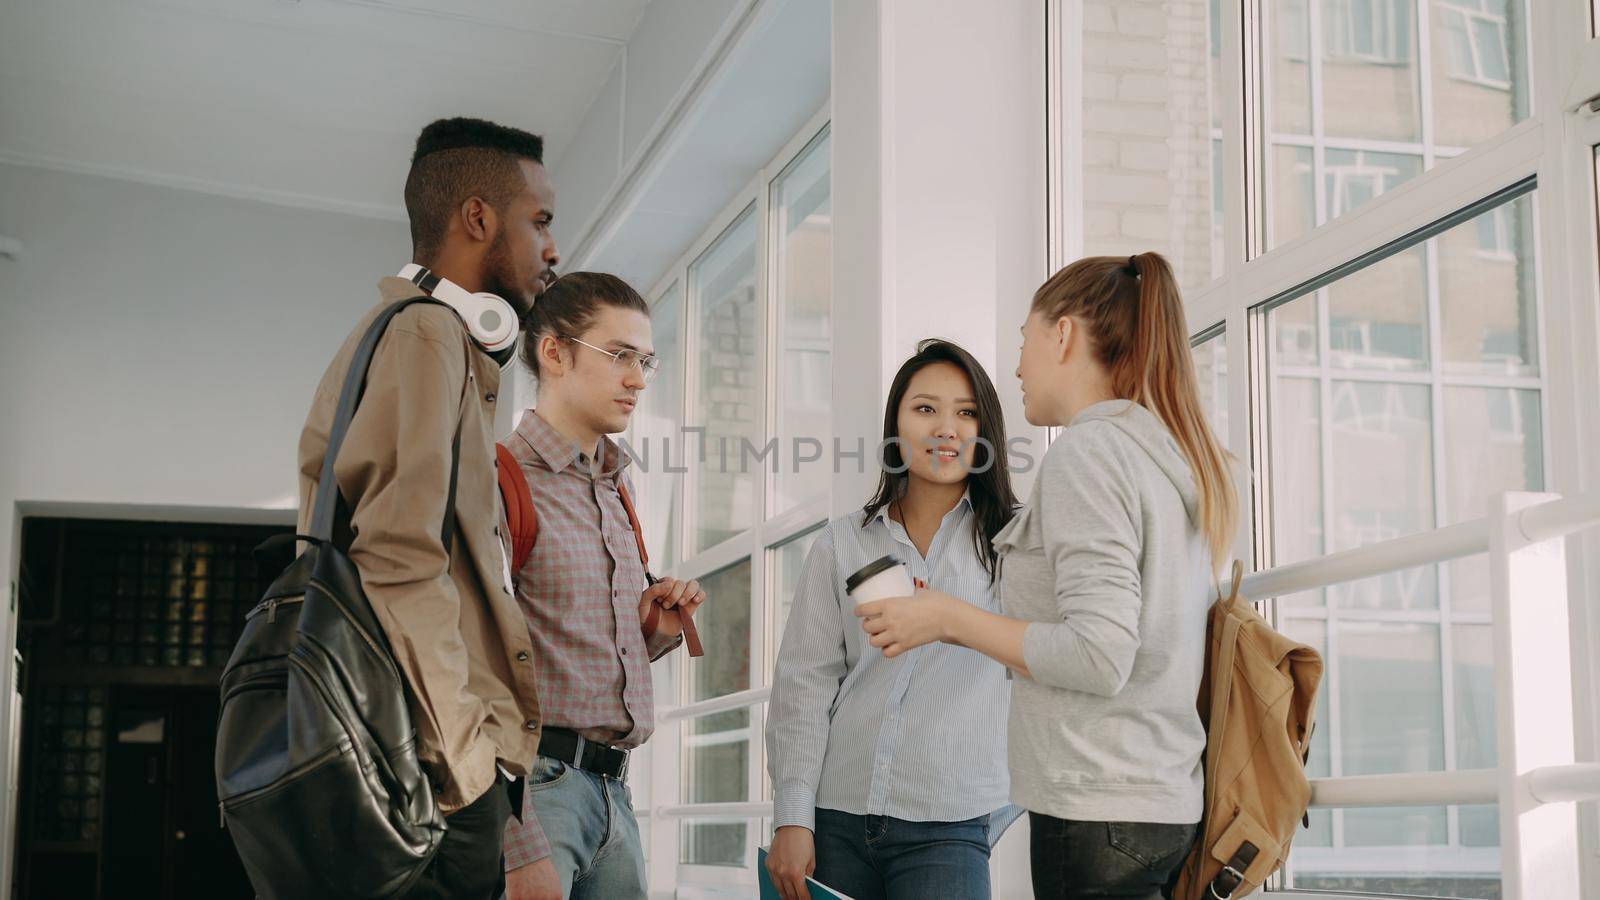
1491, 491, 1582, 899
831, 3, 1048, 896
831, 0, 1050, 519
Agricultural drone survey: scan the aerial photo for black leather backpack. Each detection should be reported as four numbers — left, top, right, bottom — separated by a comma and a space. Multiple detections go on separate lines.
215, 298, 455, 898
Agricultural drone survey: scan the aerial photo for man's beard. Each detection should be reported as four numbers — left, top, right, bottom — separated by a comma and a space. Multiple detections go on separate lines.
481, 232, 531, 317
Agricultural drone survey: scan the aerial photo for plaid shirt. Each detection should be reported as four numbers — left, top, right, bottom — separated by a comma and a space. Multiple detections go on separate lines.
502, 408, 681, 869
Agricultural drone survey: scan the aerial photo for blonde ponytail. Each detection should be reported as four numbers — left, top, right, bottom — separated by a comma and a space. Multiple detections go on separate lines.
1032, 252, 1238, 568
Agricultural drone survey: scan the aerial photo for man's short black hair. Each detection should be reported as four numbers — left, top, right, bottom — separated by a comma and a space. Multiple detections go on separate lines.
404, 117, 545, 258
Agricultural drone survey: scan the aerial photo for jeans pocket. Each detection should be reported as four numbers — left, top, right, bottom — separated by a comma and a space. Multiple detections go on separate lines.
526, 756, 572, 791
1106, 821, 1197, 871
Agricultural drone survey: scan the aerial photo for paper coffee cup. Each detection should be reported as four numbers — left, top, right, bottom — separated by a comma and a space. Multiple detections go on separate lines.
845, 554, 915, 608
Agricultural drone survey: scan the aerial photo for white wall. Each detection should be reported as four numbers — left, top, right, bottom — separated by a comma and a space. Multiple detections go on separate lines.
832, 1, 1048, 895
0, 161, 409, 884
549, 0, 744, 261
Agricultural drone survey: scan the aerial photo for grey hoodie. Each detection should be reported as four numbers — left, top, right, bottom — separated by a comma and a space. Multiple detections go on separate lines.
992, 399, 1212, 824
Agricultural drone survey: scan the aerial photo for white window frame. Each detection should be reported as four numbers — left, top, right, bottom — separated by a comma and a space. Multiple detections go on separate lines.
1053, 0, 1600, 896
624, 106, 832, 897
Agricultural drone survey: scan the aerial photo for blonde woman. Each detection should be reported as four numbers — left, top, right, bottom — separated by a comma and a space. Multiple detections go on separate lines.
855, 253, 1236, 899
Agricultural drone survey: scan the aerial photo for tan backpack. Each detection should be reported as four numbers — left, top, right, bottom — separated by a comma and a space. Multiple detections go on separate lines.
1169, 561, 1324, 900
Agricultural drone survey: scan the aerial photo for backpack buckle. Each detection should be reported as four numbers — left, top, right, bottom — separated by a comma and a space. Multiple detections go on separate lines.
1208, 866, 1245, 899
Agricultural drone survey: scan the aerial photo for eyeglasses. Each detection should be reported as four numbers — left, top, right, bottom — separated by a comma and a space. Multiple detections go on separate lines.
564, 336, 662, 384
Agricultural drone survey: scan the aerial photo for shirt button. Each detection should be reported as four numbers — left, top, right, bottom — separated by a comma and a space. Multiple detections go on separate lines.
525, 720, 538, 732
517, 651, 529, 662
486, 392, 497, 403
621, 647, 629, 656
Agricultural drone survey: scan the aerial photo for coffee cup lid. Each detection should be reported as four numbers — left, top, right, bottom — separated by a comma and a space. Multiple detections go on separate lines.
845, 554, 905, 595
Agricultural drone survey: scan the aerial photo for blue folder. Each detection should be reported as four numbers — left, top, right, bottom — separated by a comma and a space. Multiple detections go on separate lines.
756, 848, 855, 900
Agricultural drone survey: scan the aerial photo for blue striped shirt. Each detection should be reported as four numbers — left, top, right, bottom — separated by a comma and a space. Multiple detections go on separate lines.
766, 495, 1013, 829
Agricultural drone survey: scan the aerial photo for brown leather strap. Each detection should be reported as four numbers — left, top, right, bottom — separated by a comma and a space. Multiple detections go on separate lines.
1208, 842, 1259, 898
619, 480, 702, 657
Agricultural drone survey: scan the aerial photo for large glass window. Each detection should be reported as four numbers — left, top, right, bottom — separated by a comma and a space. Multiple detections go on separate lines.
630, 121, 833, 893
771, 129, 833, 517
1265, 0, 1530, 248
690, 207, 761, 555
1192, 330, 1230, 439
772, 526, 823, 650
636, 282, 684, 571
1080, 0, 1223, 294
680, 559, 753, 867
1264, 190, 1541, 897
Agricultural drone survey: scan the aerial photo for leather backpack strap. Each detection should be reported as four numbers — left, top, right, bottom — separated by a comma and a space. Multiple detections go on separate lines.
621, 481, 703, 658
496, 442, 538, 574
310, 297, 455, 545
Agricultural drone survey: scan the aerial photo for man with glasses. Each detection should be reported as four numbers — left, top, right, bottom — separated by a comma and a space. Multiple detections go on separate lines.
500, 271, 706, 900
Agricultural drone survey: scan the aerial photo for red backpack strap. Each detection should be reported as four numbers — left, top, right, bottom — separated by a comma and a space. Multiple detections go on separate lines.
615, 481, 650, 570
496, 442, 539, 574
621, 481, 703, 657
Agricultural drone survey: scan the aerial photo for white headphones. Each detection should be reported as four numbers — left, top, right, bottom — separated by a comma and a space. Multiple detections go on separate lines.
398, 264, 520, 354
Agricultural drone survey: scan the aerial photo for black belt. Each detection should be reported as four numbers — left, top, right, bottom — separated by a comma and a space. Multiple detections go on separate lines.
539, 727, 629, 780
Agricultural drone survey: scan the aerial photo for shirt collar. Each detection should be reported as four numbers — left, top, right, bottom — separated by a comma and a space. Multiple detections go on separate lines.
513, 409, 631, 479
869, 489, 973, 527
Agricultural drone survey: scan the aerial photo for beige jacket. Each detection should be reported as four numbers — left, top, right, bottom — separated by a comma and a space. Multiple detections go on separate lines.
296, 277, 541, 812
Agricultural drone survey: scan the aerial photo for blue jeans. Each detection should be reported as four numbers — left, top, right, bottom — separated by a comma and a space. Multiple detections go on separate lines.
509, 756, 647, 900
812, 807, 992, 900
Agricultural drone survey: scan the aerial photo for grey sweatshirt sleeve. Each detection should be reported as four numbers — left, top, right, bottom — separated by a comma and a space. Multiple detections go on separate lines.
766, 528, 847, 832
1022, 425, 1145, 696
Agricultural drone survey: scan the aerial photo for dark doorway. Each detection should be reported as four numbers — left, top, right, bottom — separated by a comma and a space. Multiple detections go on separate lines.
13, 517, 288, 900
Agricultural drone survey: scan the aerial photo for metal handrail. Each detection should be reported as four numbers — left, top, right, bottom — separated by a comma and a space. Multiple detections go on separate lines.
660, 687, 771, 723
663, 491, 1600, 823
654, 761, 1600, 820
1221, 491, 1600, 602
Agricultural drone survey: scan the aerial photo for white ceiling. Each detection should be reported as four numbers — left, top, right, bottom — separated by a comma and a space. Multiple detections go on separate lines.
0, 0, 652, 219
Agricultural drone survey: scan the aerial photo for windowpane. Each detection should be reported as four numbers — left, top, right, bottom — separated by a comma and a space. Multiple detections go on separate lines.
681, 559, 753, 867
1438, 195, 1538, 375
771, 130, 833, 516
636, 282, 683, 570
1281, 617, 1500, 897
1338, 620, 1444, 775
680, 820, 747, 868
1265, 193, 1540, 898
1328, 242, 1428, 371
1322, 0, 1423, 143
1265, 0, 1529, 248
1270, 144, 1316, 248
1432, 1, 1524, 147
1286, 807, 1497, 896
1192, 331, 1229, 441
1268, 376, 1324, 608
1082, 0, 1221, 294
1442, 386, 1542, 615
691, 207, 761, 554
771, 526, 823, 653
1453, 624, 1496, 773
688, 560, 753, 734
1328, 380, 1436, 611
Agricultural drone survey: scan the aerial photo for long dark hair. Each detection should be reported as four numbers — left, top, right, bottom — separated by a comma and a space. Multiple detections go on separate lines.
862, 339, 1019, 578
